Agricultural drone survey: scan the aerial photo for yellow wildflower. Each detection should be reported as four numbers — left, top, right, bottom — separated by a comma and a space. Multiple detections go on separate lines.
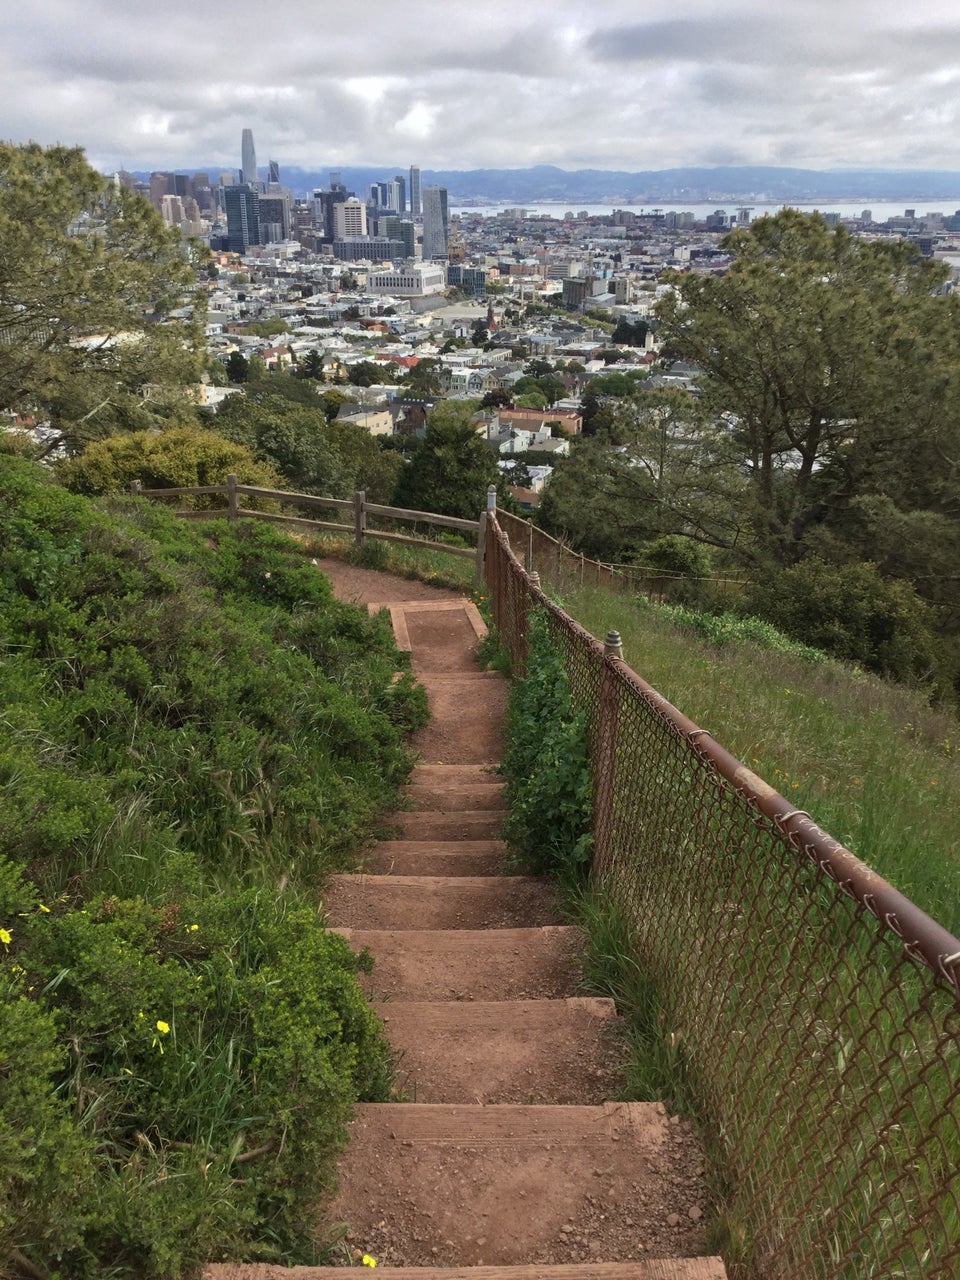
156, 1020, 170, 1035
0, 928, 11, 948
362, 1256, 377, 1268
37, 903, 50, 913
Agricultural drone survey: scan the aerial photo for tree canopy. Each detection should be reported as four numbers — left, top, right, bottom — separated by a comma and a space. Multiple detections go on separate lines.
391, 400, 498, 520
212, 392, 400, 501
0, 142, 205, 454
656, 208, 954, 565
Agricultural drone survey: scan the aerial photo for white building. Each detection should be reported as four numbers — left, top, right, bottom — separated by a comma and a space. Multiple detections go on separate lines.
333, 198, 368, 239
366, 263, 447, 296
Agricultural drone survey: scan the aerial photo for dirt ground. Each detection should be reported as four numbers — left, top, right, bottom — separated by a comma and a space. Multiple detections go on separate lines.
201, 558, 719, 1279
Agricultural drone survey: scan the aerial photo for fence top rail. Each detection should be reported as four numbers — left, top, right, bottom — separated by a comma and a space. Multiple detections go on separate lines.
490, 515, 960, 995
235, 486, 353, 510
365, 501, 479, 533
136, 484, 228, 498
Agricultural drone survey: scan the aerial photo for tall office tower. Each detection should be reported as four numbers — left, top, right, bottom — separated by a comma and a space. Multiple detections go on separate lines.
333, 197, 367, 239
225, 183, 260, 252
399, 219, 416, 258
387, 178, 404, 213
393, 175, 406, 214
258, 192, 291, 242
268, 159, 280, 186
149, 172, 174, 209
409, 164, 421, 217
421, 185, 449, 260
330, 171, 344, 191
241, 129, 257, 185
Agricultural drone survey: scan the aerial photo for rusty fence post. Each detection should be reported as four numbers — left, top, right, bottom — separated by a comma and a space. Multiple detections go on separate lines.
226, 473, 238, 523
475, 511, 487, 582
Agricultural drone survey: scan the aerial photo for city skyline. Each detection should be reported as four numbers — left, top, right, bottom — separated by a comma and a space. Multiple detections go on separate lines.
7, 2, 960, 175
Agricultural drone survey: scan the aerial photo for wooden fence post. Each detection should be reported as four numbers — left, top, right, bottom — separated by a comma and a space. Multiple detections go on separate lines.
525, 522, 534, 573
354, 490, 366, 551
226, 473, 238, 523
130, 480, 142, 496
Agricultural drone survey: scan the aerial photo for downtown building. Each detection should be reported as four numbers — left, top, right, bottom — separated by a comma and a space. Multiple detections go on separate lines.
421, 186, 449, 260
224, 184, 259, 252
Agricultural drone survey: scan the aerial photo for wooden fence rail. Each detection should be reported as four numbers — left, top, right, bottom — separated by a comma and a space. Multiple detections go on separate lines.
129, 475, 488, 578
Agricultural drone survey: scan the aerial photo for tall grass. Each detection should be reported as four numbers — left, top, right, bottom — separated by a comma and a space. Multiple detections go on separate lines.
561, 585, 960, 935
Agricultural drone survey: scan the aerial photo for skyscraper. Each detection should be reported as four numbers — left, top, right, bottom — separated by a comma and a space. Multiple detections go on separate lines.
267, 158, 280, 186
241, 129, 257, 186
225, 183, 259, 252
421, 186, 449, 260
333, 198, 368, 239
409, 165, 421, 217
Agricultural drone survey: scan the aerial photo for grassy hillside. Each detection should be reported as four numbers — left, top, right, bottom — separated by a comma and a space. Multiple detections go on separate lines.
563, 586, 960, 935
0, 458, 427, 1277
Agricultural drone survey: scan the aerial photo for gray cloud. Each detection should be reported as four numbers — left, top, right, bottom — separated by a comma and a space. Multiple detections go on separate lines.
4, 1, 960, 174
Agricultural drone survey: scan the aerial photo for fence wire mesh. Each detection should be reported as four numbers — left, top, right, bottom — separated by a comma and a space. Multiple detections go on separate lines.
486, 517, 960, 1280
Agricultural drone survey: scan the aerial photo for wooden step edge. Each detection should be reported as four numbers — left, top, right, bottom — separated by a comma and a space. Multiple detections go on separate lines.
396, 808, 509, 819
372, 996, 617, 1024
412, 764, 503, 778
332, 924, 582, 944
205, 1260, 728, 1279
328, 873, 546, 889
370, 840, 508, 852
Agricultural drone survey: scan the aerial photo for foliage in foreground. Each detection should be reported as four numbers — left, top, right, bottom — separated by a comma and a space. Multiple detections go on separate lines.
0, 457, 427, 1276
0, 141, 205, 456
498, 607, 593, 876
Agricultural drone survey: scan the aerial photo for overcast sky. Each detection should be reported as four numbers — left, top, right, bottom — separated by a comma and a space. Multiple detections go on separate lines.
6, 0, 960, 175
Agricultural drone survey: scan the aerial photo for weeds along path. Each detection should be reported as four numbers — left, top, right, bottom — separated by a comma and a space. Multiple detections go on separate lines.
205, 561, 725, 1280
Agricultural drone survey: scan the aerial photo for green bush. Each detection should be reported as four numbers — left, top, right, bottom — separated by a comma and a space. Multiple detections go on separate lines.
0, 458, 422, 1274
499, 607, 593, 876
744, 556, 942, 688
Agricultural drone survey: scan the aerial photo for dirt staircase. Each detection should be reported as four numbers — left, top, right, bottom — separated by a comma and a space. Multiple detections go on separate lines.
205, 587, 725, 1280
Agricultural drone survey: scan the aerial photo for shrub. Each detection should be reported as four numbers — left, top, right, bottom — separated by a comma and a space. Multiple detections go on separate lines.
499, 607, 593, 876
744, 557, 942, 688
0, 459, 420, 1273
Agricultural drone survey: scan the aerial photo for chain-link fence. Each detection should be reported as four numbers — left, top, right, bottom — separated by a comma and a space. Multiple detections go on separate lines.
496, 509, 748, 602
486, 516, 960, 1280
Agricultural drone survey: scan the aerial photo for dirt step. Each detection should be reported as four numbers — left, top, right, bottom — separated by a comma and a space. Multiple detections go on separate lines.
411, 673, 507, 766
323, 1102, 714, 1268
405, 781, 506, 811
363, 840, 510, 877
394, 810, 506, 840
377, 997, 623, 1104
206, 1259, 727, 1279
334, 926, 584, 1001
404, 604, 487, 674
325, 875, 558, 930
412, 764, 501, 784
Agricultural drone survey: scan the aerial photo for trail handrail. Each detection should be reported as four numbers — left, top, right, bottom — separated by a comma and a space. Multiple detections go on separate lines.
130, 476, 487, 577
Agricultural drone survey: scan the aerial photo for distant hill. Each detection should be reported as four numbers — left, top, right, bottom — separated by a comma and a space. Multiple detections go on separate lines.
131, 163, 960, 204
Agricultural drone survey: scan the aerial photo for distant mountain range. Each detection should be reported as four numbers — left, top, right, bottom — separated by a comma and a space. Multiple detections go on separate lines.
134, 164, 960, 204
